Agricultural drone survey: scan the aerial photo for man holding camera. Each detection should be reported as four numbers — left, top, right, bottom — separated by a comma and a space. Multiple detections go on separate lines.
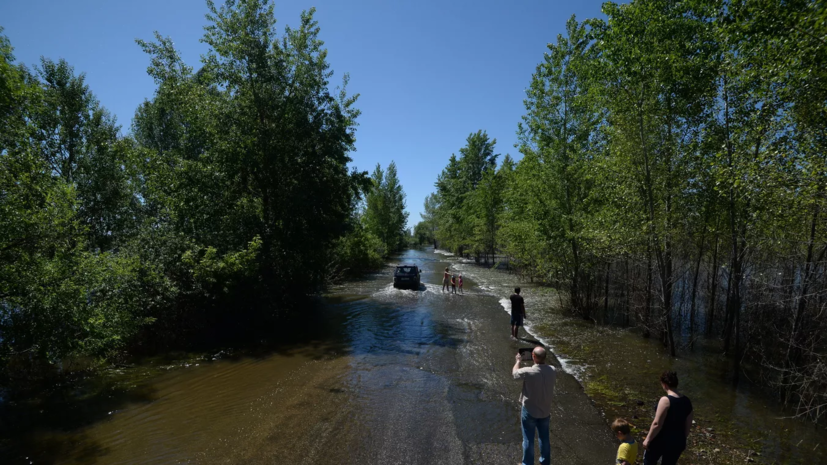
513, 346, 557, 465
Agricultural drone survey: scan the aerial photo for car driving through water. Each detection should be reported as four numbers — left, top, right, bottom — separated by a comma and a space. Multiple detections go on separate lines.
393, 265, 421, 289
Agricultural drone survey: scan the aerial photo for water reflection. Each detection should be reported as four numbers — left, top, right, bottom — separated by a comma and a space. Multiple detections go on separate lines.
447, 252, 827, 464
1, 248, 619, 465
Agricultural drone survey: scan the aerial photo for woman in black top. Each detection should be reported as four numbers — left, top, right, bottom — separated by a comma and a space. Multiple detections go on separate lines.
643, 371, 693, 465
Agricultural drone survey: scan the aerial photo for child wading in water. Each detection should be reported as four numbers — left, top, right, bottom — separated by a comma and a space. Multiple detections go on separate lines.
612, 418, 638, 465
458, 274, 463, 294
450, 275, 457, 294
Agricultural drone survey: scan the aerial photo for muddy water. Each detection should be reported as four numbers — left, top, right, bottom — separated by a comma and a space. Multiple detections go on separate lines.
443, 252, 827, 464
2, 249, 615, 464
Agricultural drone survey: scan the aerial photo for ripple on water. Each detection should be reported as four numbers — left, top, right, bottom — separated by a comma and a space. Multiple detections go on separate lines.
445, 253, 827, 465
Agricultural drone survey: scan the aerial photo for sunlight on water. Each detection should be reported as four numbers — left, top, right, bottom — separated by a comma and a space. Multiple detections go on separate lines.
5, 248, 821, 464
448, 253, 827, 464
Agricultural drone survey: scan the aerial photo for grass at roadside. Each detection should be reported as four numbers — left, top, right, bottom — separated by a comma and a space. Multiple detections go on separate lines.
541, 313, 773, 464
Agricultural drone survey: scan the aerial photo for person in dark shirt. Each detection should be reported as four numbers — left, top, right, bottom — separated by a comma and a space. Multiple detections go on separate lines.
643, 371, 693, 465
510, 287, 526, 339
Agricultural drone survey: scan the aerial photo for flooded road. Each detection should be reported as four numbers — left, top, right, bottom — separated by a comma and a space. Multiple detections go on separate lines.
442, 252, 827, 464
3, 248, 615, 464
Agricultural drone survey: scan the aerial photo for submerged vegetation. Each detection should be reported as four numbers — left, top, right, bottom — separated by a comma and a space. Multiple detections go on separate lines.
421, 0, 827, 423
0, 0, 408, 382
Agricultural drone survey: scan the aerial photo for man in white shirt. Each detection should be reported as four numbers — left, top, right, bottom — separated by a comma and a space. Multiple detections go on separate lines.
513, 346, 557, 464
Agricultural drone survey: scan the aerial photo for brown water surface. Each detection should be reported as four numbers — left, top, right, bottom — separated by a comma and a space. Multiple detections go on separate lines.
445, 252, 827, 464
1, 248, 615, 464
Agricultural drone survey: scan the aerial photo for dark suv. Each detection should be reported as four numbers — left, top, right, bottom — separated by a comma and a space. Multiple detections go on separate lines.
393, 265, 421, 289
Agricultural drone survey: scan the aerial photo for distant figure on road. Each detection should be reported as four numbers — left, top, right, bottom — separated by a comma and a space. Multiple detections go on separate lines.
450, 274, 457, 294
612, 418, 638, 465
642, 371, 693, 465
458, 273, 464, 294
512, 346, 556, 465
510, 287, 526, 339
442, 267, 450, 292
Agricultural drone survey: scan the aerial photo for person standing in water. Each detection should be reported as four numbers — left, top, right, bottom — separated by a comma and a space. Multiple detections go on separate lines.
442, 267, 450, 292
642, 371, 693, 465
510, 287, 526, 339
450, 274, 457, 294
512, 346, 556, 464
458, 273, 464, 294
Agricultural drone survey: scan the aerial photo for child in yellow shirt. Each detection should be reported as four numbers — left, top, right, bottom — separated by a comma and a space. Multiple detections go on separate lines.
612, 418, 639, 465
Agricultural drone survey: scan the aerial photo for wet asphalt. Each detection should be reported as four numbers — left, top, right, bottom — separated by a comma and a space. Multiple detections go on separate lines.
6, 248, 617, 464
272, 248, 618, 464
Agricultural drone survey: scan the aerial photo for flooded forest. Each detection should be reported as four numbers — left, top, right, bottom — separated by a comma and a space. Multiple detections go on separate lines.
422, 0, 827, 440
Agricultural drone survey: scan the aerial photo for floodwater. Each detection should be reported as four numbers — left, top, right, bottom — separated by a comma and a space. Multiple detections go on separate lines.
1, 248, 615, 464
441, 251, 827, 464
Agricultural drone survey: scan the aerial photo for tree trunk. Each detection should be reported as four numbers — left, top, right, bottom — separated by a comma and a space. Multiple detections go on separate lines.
644, 244, 653, 338
689, 233, 705, 349
723, 212, 743, 356
786, 203, 824, 377
706, 233, 720, 336
584, 271, 593, 320
603, 261, 611, 324
722, 265, 733, 343
570, 238, 582, 316
624, 259, 631, 327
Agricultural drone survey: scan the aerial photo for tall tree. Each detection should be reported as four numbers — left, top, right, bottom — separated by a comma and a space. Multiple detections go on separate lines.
434, 131, 499, 255
1, 33, 158, 367
419, 193, 439, 248
519, 15, 600, 315
364, 161, 409, 253
135, 0, 366, 301
594, 0, 718, 355
30, 58, 138, 251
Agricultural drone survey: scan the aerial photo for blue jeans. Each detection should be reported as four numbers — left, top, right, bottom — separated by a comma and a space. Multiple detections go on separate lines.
521, 406, 550, 464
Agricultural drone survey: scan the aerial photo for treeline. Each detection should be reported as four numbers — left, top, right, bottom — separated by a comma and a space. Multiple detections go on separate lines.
417, 129, 512, 260
339, 162, 409, 275
422, 0, 826, 422
0, 0, 407, 380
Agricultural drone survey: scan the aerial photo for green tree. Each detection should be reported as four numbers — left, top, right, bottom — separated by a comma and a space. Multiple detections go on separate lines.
467, 161, 504, 263
134, 0, 366, 304
418, 193, 439, 248
434, 154, 464, 252
412, 220, 434, 246
593, 0, 719, 355
364, 161, 409, 253
459, 130, 498, 190
433, 131, 499, 255
518, 16, 600, 314
29, 58, 138, 251
1, 34, 159, 368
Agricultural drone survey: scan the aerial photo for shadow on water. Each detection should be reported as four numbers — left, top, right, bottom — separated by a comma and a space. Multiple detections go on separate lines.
516, 337, 545, 347
0, 250, 468, 465
0, 378, 159, 464
0, 297, 361, 464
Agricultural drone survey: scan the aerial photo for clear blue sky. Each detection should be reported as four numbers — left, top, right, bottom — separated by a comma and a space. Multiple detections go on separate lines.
1, 0, 609, 227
